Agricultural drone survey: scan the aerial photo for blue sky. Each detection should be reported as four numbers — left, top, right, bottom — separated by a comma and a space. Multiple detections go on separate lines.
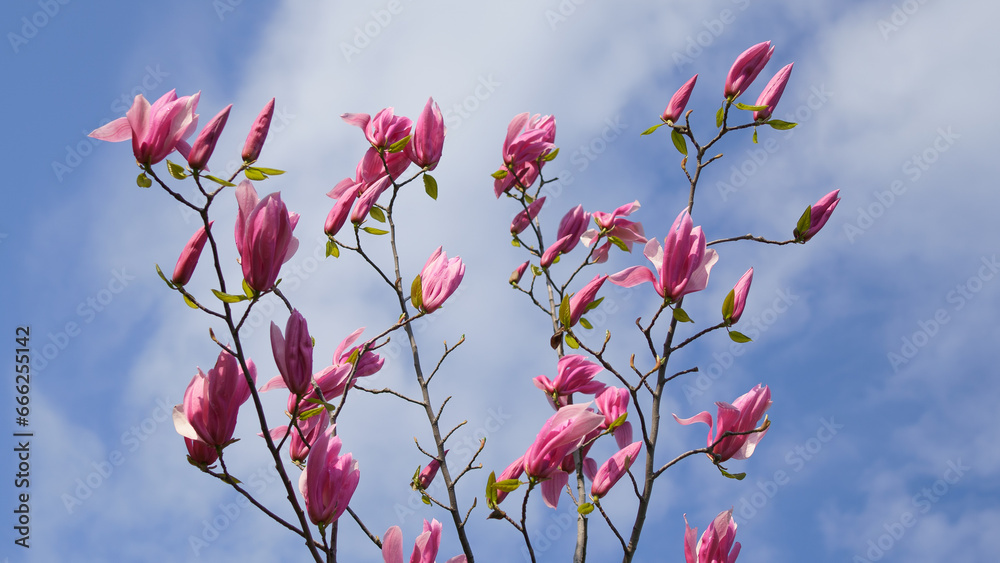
3, 1, 999, 561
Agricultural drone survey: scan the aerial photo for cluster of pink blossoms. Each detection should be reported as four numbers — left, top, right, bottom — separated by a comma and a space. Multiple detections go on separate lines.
90, 36, 840, 561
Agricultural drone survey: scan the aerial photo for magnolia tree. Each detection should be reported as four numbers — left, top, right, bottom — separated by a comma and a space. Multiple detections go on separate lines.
89, 40, 838, 563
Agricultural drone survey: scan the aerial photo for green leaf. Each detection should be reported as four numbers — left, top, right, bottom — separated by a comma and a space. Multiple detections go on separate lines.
559, 295, 572, 328
670, 128, 688, 156
715, 105, 725, 128
578, 503, 595, 515
243, 279, 255, 299
579, 318, 593, 330
672, 307, 693, 323
607, 235, 630, 252
298, 406, 325, 420
212, 289, 248, 303
511, 238, 520, 247
494, 479, 522, 493
720, 468, 747, 480
183, 294, 199, 309
411, 275, 423, 312
326, 240, 340, 258
424, 174, 438, 200
584, 296, 604, 312
491, 168, 509, 179
361, 226, 389, 235
244, 167, 267, 181
254, 167, 285, 175
369, 206, 386, 223
640, 123, 665, 136
486, 471, 499, 508
735, 102, 769, 111
203, 174, 236, 187
137, 172, 152, 188
565, 333, 580, 349
794, 205, 812, 240
608, 412, 628, 431
752, 128, 758, 144
728, 330, 752, 343
166, 159, 188, 179
530, 265, 543, 277
421, 494, 431, 505
387, 135, 411, 153
722, 289, 735, 323
542, 147, 559, 162
766, 119, 797, 130
154, 264, 176, 289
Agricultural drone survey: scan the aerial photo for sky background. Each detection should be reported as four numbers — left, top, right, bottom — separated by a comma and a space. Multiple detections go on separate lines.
3, 1, 999, 561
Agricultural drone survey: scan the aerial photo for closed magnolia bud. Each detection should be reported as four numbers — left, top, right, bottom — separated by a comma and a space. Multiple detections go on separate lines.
187, 104, 231, 170
171, 222, 212, 285
242, 98, 275, 162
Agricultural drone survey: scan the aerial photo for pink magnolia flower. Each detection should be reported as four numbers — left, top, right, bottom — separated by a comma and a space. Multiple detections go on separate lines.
795, 189, 841, 242
674, 384, 771, 463
493, 455, 525, 505
684, 509, 742, 563
568, 275, 608, 327
270, 309, 313, 397
89, 89, 200, 165
342, 107, 412, 151
511, 196, 546, 235
382, 520, 467, 563
725, 268, 754, 325
351, 175, 394, 225
234, 181, 299, 293
524, 403, 605, 507
185, 438, 219, 466
509, 260, 530, 285
724, 41, 774, 99
609, 209, 718, 303
591, 441, 642, 498
187, 104, 231, 170
753, 63, 793, 121
595, 386, 633, 449
299, 426, 359, 526
533, 355, 606, 409
416, 450, 447, 490
242, 97, 275, 162
171, 221, 212, 285
541, 205, 591, 268
324, 190, 356, 237
405, 97, 446, 170
172, 351, 256, 450
581, 200, 647, 263
263, 410, 330, 464
262, 327, 384, 414
494, 113, 556, 197
418, 247, 465, 314
662, 75, 698, 123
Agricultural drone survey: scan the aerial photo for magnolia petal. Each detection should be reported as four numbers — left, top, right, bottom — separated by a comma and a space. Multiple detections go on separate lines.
541, 470, 569, 509
89, 117, 132, 142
